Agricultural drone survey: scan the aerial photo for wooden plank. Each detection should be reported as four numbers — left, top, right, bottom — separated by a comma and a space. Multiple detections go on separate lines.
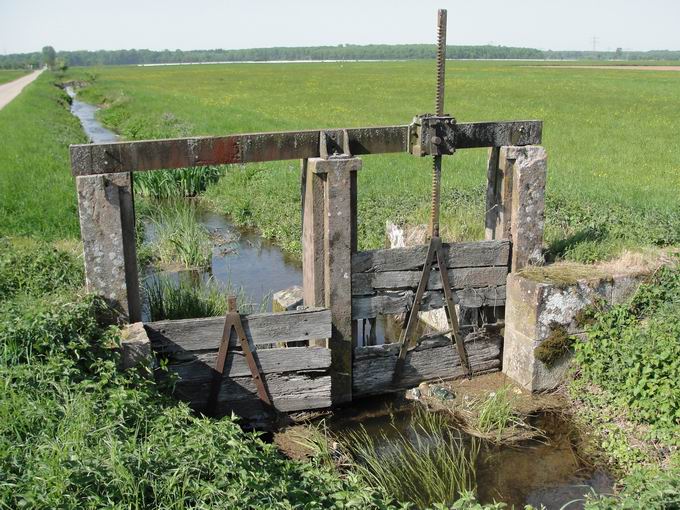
146, 307, 331, 353
353, 331, 503, 396
352, 240, 510, 273
69, 121, 542, 176
302, 160, 326, 312
174, 372, 332, 414
352, 266, 508, 295
351, 286, 506, 320
164, 346, 331, 381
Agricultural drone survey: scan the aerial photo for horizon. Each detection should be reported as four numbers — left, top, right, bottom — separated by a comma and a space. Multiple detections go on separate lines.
1, 0, 679, 55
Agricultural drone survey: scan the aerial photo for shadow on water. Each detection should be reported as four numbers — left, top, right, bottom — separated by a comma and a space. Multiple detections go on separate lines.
327, 397, 614, 510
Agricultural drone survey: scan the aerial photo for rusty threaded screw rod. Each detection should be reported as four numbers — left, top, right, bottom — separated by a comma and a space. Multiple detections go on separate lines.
429, 8, 447, 238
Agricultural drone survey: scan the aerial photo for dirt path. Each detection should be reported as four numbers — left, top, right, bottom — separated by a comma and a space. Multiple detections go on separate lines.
0, 69, 44, 110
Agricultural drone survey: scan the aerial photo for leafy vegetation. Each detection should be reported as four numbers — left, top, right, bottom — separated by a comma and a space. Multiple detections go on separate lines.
573, 263, 680, 443
569, 260, 680, 508
62, 61, 680, 261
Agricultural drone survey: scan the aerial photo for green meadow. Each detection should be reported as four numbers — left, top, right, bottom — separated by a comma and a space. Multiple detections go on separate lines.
68, 61, 680, 261
0, 69, 28, 85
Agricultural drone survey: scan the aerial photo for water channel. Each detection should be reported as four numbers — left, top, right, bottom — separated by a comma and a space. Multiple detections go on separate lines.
67, 85, 614, 509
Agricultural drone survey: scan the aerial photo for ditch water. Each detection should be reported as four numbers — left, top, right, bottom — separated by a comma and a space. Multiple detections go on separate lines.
328, 397, 614, 509
67, 87, 614, 509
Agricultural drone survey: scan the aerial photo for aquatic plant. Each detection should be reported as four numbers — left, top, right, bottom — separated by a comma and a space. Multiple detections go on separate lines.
134, 166, 224, 199
343, 408, 479, 508
474, 386, 524, 442
144, 275, 266, 321
145, 200, 212, 269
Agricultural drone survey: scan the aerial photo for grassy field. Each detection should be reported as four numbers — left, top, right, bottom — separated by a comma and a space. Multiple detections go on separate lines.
66, 61, 680, 261
1, 66, 679, 508
0, 69, 29, 85
0, 73, 85, 240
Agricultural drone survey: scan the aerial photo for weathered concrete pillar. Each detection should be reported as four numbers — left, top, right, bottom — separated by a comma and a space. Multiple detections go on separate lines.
503, 269, 647, 392
76, 172, 141, 322
308, 156, 361, 404
485, 145, 547, 270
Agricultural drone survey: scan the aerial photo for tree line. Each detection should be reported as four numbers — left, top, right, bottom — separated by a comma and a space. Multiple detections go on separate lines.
2, 44, 680, 69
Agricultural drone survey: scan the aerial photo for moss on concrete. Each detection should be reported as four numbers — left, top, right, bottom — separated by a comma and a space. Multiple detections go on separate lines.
534, 324, 575, 367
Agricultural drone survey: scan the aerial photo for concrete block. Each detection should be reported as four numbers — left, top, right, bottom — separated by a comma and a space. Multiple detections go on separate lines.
120, 322, 152, 371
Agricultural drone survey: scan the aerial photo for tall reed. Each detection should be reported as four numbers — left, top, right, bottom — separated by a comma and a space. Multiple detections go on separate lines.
146, 200, 212, 269
134, 166, 223, 199
343, 408, 479, 508
145, 275, 267, 321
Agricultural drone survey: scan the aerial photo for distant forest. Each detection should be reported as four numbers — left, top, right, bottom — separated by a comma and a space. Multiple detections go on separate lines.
2, 44, 680, 69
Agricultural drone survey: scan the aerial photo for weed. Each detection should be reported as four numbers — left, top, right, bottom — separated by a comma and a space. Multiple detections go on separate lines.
144, 274, 266, 321
134, 166, 224, 199
343, 408, 479, 508
144, 200, 212, 269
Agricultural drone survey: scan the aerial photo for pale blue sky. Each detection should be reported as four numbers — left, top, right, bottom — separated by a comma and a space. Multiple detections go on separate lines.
1, 0, 678, 54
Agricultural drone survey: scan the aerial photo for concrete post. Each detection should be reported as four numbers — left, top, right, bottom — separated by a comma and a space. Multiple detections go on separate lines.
307, 156, 361, 404
76, 172, 141, 322
485, 145, 547, 271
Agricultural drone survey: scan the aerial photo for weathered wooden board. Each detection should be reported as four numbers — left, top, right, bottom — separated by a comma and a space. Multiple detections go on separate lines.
352, 266, 508, 295
70, 121, 542, 176
159, 346, 332, 414
352, 287, 506, 320
353, 332, 502, 396
146, 307, 331, 353
352, 240, 510, 273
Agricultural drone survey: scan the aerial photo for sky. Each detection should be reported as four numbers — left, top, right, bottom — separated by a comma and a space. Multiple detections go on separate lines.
1, 0, 679, 55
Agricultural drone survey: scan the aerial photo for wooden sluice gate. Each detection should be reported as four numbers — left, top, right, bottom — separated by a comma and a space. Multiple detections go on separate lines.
72, 9, 548, 425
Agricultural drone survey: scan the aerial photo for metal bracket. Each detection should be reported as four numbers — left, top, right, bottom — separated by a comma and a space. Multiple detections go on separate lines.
319, 129, 352, 159
208, 296, 272, 415
408, 114, 457, 157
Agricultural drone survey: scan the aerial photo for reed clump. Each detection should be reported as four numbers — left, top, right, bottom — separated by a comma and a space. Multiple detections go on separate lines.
342, 408, 479, 508
144, 275, 266, 321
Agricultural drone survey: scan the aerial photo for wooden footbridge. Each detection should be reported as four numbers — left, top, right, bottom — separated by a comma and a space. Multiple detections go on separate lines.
70, 10, 547, 426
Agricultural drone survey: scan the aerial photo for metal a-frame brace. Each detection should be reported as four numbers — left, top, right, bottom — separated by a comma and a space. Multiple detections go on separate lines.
208, 296, 272, 414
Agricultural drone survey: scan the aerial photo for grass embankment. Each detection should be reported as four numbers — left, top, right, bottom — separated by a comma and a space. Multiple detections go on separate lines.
67, 61, 680, 261
0, 73, 85, 240
0, 69, 29, 85
570, 261, 680, 508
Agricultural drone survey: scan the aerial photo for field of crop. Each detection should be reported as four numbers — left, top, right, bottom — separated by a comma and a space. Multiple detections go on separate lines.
68, 61, 680, 261
0, 69, 28, 85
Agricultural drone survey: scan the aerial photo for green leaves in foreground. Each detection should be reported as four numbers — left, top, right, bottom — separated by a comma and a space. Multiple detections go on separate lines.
0, 240, 395, 509
573, 263, 680, 444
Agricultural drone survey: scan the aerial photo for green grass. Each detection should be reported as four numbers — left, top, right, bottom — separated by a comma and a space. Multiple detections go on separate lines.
143, 200, 213, 269
144, 274, 265, 321
0, 72, 85, 240
135, 165, 224, 199
0, 69, 29, 85
63, 61, 680, 260
343, 409, 480, 509
0, 239, 402, 509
